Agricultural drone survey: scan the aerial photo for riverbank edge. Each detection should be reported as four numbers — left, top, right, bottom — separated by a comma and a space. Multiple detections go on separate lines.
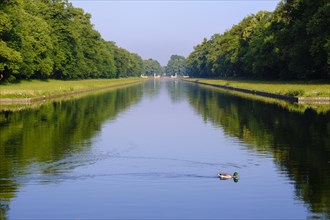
0, 79, 146, 105
184, 79, 330, 104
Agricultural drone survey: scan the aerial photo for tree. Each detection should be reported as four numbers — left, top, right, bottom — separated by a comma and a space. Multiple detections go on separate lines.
19, 0, 54, 79
143, 59, 162, 76
186, 38, 211, 78
165, 55, 186, 76
0, 0, 23, 81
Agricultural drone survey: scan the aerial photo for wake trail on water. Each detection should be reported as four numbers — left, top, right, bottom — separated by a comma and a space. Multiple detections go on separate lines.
0, 152, 250, 184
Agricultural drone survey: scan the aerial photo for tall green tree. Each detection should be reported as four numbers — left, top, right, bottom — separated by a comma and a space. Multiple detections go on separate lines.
165, 55, 187, 76
20, 0, 54, 79
127, 53, 145, 77
107, 41, 144, 78
270, 0, 329, 79
0, 0, 23, 81
143, 59, 163, 76
186, 38, 210, 78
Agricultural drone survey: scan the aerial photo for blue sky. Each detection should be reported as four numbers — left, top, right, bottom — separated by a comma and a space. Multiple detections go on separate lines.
71, 1, 280, 66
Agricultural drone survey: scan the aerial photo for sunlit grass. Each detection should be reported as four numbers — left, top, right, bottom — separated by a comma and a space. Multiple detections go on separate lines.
0, 78, 145, 98
197, 84, 329, 114
185, 78, 330, 97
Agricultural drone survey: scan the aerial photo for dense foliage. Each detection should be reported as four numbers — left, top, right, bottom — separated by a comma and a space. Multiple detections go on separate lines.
0, 0, 145, 81
186, 0, 329, 80
165, 55, 187, 76
143, 58, 163, 76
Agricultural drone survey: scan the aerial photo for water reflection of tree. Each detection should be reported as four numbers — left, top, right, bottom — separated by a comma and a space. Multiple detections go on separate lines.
141, 79, 162, 100
187, 85, 330, 219
0, 84, 144, 219
166, 80, 189, 103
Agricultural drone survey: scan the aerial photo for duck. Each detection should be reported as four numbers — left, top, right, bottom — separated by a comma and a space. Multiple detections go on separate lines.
218, 172, 239, 180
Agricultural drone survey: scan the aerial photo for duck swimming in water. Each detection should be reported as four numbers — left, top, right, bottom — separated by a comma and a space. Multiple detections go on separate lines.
218, 172, 239, 180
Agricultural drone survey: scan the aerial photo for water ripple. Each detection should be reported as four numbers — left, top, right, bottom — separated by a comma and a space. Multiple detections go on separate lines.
113, 155, 245, 169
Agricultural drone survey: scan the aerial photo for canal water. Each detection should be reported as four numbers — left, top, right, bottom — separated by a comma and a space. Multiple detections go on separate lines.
0, 80, 329, 219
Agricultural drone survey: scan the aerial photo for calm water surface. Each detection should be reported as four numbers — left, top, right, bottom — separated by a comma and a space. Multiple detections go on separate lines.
0, 80, 329, 219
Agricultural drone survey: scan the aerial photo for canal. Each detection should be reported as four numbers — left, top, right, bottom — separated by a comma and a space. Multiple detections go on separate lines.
0, 79, 329, 219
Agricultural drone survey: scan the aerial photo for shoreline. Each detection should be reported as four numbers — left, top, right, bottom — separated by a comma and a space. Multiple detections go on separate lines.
1, 78, 329, 105
0, 79, 145, 105
184, 79, 330, 104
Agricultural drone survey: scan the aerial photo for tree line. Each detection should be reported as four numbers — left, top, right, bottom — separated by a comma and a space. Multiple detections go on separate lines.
0, 0, 164, 82
186, 0, 329, 80
2, 0, 328, 81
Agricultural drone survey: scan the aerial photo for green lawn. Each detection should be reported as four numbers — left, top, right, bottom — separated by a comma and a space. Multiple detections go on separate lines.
185, 78, 330, 97
0, 78, 145, 98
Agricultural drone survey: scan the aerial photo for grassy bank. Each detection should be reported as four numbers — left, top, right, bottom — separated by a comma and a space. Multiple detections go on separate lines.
185, 78, 330, 113
185, 78, 330, 97
0, 78, 145, 99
